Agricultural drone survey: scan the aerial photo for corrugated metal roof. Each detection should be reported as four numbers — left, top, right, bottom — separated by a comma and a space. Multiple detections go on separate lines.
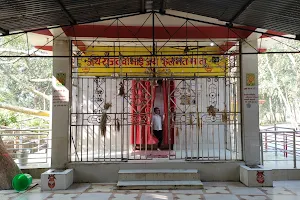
0, 0, 299, 35
233, 0, 300, 35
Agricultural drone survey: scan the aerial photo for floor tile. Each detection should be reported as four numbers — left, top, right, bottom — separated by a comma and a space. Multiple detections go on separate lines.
239, 195, 268, 200
261, 187, 294, 195
86, 184, 115, 192
274, 181, 300, 188
74, 193, 112, 200
52, 183, 91, 193
268, 195, 300, 200
285, 188, 300, 195
48, 193, 78, 199
228, 187, 265, 195
145, 190, 169, 193
111, 193, 139, 200
140, 193, 173, 200
175, 194, 203, 200
0, 193, 21, 200
204, 186, 230, 194
204, 194, 239, 200
28, 186, 52, 193
12, 193, 52, 200
203, 182, 245, 187
171, 190, 203, 194
115, 190, 141, 193
0, 190, 18, 194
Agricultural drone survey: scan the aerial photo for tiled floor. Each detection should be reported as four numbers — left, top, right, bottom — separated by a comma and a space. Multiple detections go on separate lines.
2, 181, 300, 200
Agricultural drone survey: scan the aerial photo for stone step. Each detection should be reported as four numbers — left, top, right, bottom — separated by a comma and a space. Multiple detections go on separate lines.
118, 169, 200, 181
117, 180, 204, 190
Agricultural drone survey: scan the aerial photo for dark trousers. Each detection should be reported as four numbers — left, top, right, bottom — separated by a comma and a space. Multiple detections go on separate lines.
153, 130, 163, 148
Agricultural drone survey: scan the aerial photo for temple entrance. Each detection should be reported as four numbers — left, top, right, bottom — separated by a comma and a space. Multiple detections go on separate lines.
69, 41, 242, 162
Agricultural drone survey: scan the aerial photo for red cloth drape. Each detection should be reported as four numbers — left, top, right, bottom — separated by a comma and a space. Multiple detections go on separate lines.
130, 81, 158, 145
162, 80, 176, 145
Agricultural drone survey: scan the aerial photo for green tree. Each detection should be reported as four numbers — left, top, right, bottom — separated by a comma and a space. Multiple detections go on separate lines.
0, 34, 52, 189
258, 38, 300, 128
0, 34, 52, 127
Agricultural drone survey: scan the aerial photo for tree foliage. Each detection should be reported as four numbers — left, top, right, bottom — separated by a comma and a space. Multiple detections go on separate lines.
258, 38, 300, 128
0, 34, 52, 128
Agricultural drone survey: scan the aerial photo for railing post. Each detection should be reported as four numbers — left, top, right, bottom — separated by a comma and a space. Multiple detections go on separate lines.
275, 124, 277, 156
260, 131, 264, 165
284, 134, 288, 157
264, 133, 268, 150
293, 130, 296, 168
38, 127, 41, 152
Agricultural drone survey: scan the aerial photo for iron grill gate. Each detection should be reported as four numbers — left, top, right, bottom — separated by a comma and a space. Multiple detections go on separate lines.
70, 57, 241, 162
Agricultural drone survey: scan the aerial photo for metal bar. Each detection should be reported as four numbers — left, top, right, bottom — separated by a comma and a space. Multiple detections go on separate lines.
118, 19, 152, 54
0, 27, 9, 35
104, 79, 107, 161
234, 81, 238, 160
260, 131, 264, 165
87, 79, 89, 161
157, 21, 187, 52
141, 0, 145, 13
196, 76, 200, 160
154, 13, 171, 37
115, 79, 118, 161
229, 28, 258, 52
184, 80, 188, 159
110, 124, 112, 162
3, 51, 300, 58
228, 0, 256, 23
159, 11, 295, 40
80, 78, 84, 161
33, 25, 73, 55
92, 79, 95, 161
121, 78, 125, 161
187, 20, 225, 52
275, 124, 278, 156
127, 77, 130, 161
0, 12, 145, 38
190, 78, 194, 160
54, 0, 77, 24
168, 79, 171, 158
0, 129, 51, 132
294, 130, 297, 168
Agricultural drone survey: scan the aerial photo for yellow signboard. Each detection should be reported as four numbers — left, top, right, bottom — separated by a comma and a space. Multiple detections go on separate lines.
77, 46, 228, 77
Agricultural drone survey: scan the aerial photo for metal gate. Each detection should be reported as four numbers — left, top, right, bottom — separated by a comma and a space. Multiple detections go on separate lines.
70, 76, 241, 162
70, 49, 241, 162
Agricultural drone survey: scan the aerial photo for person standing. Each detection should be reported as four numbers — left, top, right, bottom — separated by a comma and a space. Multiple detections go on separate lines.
152, 107, 163, 151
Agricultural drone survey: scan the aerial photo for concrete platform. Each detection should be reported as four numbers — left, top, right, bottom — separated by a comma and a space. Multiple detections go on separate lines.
118, 169, 200, 181
117, 180, 204, 190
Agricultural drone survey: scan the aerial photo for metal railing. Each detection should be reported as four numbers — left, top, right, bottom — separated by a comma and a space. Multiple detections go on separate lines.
260, 125, 300, 168
0, 128, 51, 168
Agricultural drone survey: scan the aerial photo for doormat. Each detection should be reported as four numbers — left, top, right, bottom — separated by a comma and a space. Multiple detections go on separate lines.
131, 150, 176, 158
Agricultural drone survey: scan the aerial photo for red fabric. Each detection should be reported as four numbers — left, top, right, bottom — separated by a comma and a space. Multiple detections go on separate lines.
130, 80, 137, 145
162, 80, 176, 145
130, 81, 158, 145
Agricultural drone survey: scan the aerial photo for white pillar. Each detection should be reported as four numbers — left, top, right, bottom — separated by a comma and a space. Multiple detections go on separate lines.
241, 38, 260, 166
51, 38, 71, 168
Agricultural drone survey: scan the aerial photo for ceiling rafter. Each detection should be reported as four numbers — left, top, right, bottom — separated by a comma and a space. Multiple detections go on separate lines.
141, 0, 145, 13
54, 0, 77, 25
160, 0, 166, 14
0, 27, 9, 35
228, 0, 256, 23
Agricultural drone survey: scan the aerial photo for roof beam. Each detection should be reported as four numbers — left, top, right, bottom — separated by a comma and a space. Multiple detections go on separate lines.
141, 0, 145, 13
0, 27, 9, 35
54, 0, 77, 25
228, 0, 256, 23
159, 0, 166, 14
